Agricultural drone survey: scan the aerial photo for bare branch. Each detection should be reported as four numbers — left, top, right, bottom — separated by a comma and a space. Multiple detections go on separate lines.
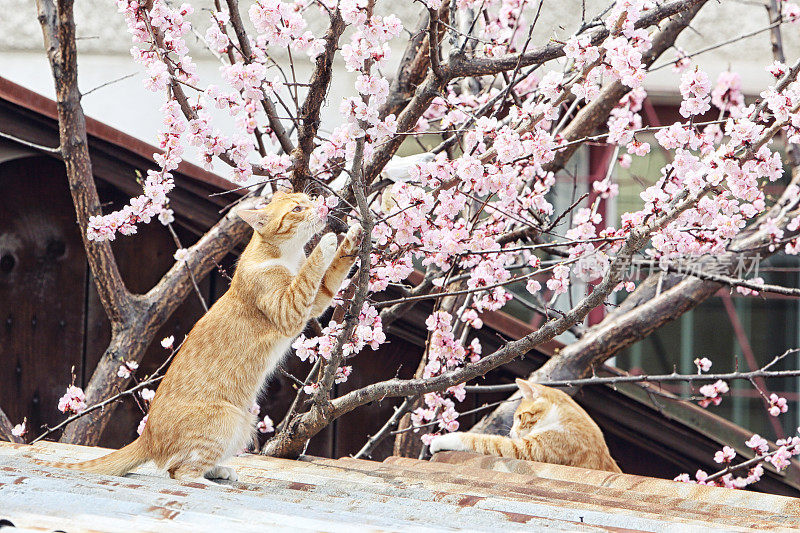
664, 263, 800, 298
465, 348, 800, 392
36, 0, 133, 324
0, 131, 60, 154
353, 395, 419, 459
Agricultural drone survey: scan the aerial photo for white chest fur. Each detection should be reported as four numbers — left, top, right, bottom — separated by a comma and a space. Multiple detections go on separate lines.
253, 244, 306, 275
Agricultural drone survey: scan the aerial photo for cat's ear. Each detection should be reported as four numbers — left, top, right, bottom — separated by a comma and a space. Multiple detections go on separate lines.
516, 378, 539, 400
238, 209, 269, 232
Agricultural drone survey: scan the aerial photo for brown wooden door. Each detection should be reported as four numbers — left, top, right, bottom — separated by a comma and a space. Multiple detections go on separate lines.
0, 156, 88, 436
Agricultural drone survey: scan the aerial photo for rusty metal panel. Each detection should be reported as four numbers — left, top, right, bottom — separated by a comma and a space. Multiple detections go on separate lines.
2, 442, 799, 532
424, 451, 800, 517
1, 442, 617, 532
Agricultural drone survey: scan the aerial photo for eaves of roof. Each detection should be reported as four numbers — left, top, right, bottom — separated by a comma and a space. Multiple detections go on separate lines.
0, 77, 241, 236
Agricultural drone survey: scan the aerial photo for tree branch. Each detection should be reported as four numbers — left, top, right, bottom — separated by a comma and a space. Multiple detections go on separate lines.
36, 0, 133, 324
353, 395, 418, 459
445, 0, 706, 78
290, 11, 346, 190
464, 348, 800, 392
225, 0, 294, 155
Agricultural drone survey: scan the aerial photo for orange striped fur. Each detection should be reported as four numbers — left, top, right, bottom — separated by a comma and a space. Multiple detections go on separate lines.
44, 192, 361, 482
429, 379, 622, 473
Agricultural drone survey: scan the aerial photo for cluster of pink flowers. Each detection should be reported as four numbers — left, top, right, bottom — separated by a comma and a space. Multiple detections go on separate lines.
677, 431, 800, 489
471, 0, 528, 58
248, 0, 324, 58
768, 435, 800, 469
313, 195, 340, 222
137, 415, 148, 435
783, 1, 800, 22
341, 12, 402, 73
713, 445, 736, 464
546, 264, 571, 295
140, 388, 156, 403
117, 360, 140, 379
678, 68, 712, 118
57, 385, 87, 415
292, 303, 385, 366
693, 357, 712, 373
711, 71, 745, 117
768, 393, 788, 417
697, 380, 729, 408
410, 314, 483, 440
607, 87, 645, 147
87, 100, 181, 241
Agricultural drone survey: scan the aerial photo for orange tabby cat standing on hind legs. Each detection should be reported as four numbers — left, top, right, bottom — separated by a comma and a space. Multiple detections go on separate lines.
41, 191, 362, 482
429, 379, 622, 473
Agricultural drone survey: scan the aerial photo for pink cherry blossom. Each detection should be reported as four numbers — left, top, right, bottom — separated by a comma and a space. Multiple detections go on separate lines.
257, 415, 275, 434
698, 380, 729, 408
117, 360, 139, 379
693, 357, 712, 372
768, 393, 788, 416
11, 420, 26, 438
713, 445, 736, 463
58, 385, 87, 415
746, 434, 770, 454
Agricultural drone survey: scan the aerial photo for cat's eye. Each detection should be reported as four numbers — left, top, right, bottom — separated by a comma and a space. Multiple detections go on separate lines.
293, 205, 304, 212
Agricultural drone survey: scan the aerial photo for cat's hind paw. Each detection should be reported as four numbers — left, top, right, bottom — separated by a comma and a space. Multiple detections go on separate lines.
205, 465, 238, 482
319, 232, 338, 263
428, 432, 467, 454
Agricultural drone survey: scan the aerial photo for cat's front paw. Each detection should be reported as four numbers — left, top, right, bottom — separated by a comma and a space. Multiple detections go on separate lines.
428, 432, 467, 454
319, 232, 338, 263
344, 224, 363, 251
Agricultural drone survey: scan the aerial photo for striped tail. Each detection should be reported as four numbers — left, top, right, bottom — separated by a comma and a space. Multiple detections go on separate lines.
39, 438, 148, 477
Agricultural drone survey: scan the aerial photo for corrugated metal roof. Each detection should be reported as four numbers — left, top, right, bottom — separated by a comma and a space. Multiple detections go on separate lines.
1, 441, 799, 532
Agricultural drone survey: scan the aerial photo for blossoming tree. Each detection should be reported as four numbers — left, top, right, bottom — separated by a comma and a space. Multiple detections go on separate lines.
5, 0, 800, 491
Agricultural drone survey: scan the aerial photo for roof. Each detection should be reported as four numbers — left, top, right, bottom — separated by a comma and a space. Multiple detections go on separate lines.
2, 441, 799, 532
0, 77, 240, 236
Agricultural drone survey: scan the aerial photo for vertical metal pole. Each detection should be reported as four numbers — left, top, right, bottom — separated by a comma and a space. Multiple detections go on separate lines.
680, 310, 694, 397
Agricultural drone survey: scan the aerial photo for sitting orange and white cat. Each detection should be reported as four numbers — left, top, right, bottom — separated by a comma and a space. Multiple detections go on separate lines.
429, 379, 622, 473
43, 191, 361, 482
